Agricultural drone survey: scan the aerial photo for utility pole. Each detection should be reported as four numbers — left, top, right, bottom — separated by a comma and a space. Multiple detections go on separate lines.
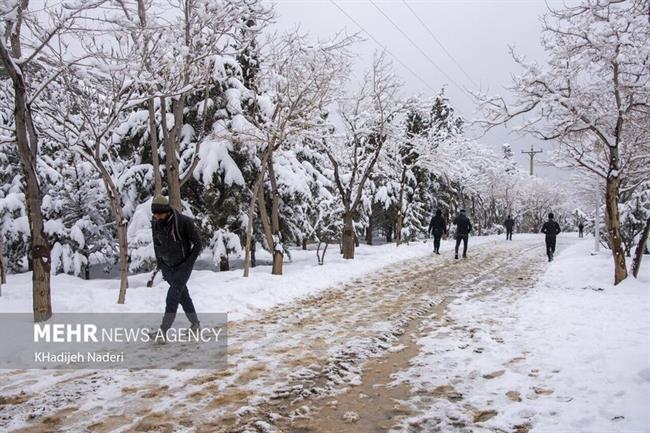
594, 193, 601, 253
521, 144, 543, 176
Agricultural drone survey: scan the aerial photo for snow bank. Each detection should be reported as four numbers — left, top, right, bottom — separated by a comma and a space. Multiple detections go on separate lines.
516, 241, 650, 431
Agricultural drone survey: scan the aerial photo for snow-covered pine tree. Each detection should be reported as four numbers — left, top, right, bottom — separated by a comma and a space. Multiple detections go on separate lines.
628, 180, 650, 278
46, 153, 114, 279
620, 181, 650, 256
0, 108, 27, 282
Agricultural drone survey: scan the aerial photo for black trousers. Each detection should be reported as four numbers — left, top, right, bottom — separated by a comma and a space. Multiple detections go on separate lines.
545, 236, 557, 260
433, 233, 442, 252
579, 230, 583, 238
506, 229, 513, 240
160, 265, 199, 332
455, 235, 468, 257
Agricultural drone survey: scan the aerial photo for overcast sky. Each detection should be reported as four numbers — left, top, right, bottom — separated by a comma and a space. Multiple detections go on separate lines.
269, 0, 562, 178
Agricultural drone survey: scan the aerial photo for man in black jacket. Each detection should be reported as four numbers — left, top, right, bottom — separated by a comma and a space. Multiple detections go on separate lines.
428, 209, 448, 254
504, 215, 515, 240
453, 209, 472, 259
541, 212, 561, 262
151, 195, 202, 342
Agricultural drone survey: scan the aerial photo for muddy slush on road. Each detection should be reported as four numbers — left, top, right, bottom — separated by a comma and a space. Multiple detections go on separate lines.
0, 237, 562, 433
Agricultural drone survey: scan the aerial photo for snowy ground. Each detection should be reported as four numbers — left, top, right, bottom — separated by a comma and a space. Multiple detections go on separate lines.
1, 234, 648, 433
392, 237, 650, 433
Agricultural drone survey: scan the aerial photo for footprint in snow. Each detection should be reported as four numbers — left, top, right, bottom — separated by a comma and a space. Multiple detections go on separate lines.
482, 370, 505, 379
473, 409, 498, 423
506, 390, 522, 402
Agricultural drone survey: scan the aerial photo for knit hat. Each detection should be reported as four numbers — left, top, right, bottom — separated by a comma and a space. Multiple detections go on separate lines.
460, 209, 466, 213
151, 194, 171, 214
548, 212, 554, 219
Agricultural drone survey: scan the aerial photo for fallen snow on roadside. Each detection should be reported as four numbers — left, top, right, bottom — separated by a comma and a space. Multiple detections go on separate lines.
392, 238, 650, 433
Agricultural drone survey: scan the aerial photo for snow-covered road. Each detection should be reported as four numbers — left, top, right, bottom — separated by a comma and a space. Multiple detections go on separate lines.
1, 235, 648, 433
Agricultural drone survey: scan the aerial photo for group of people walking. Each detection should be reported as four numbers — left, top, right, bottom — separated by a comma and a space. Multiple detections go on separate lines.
150, 192, 573, 342
427, 208, 472, 260
427, 209, 563, 262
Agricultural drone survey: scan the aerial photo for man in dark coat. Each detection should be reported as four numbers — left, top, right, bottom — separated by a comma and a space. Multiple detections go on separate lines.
578, 222, 584, 238
151, 195, 202, 342
428, 209, 448, 254
541, 212, 561, 262
453, 209, 472, 259
504, 215, 515, 240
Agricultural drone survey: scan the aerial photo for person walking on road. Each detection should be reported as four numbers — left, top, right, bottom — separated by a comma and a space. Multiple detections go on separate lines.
578, 222, 584, 238
453, 209, 472, 259
541, 212, 561, 262
151, 195, 203, 343
504, 215, 515, 240
428, 209, 448, 255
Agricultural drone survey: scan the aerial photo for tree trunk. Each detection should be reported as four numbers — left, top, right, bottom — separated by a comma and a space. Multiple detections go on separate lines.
83, 255, 90, 281
116, 219, 129, 304
395, 215, 403, 245
243, 191, 259, 277
0, 43, 52, 322
257, 186, 274, 254
395, 167, 407, 246
342, 212, 355, 259
605, 175, 627, 285
267, 154, 283, 275
0, 232, 5, 287
251, 241, 256, 268
366, 221, 373, 245
631, 217, 650, 279
160, 96, 182, 210
137, 1, 162, 197
271, 248, 283, 274
87, 148, 130, 303
147, 99, 162, 196
386, 226, 393, 243
243, 156, 269, 277
302, 238, 308, 250
219, 255, 229, 272
317, 241, 329, 265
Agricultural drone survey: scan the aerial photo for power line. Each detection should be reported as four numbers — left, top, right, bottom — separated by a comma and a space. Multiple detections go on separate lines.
329, 0, 439, 95
368, 0, 474, 102
401, 0, 479, 88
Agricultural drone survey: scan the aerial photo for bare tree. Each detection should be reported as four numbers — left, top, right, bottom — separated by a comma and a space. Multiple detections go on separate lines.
323, 53, 401, 259
56, 68, 138, 304
477, 0, 650, 284
1, 0, 106, 321
242, 30, 356, 275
